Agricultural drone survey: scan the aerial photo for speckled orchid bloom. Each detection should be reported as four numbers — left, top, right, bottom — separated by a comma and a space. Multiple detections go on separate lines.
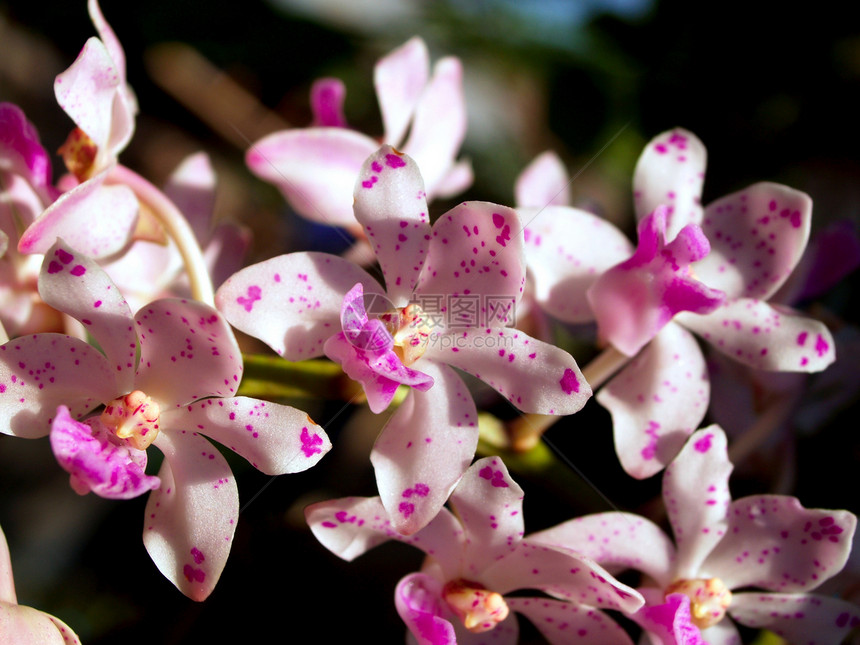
0, 240, 331, 600
0, 103, 62, 336
529, 426, 860, 645
306, 456, 644, 645
246, 36, 471, 230
515, 128, 835, 479
217, 145, 589, 534
1, 524, 80, 644
17, 0, 140, 260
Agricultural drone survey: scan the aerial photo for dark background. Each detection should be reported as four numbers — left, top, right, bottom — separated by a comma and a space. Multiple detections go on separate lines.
1, 0, 858, 642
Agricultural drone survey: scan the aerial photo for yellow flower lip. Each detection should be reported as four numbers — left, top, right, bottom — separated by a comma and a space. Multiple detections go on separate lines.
380, 303, 432, 366
101, 390, 161, 450
442, 578, 509, 633
665, 577, 732, 629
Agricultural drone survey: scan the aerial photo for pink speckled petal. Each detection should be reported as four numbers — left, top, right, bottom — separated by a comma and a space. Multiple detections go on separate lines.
587, 208, 725, 357
353, 145, 430, 303
448, 457, 525, 575
0, 333, 117, 438
395, 572, 457, 645
631, 593, 706, 645
144, 429, 238, 601
521, 206, 633, 324
371, 360, 478, 535
134, 299, 242, 406
676, 299, 836, 372
162, 396, 330, 475
425, 328, 590, 415
528, 512, 677, 589
18, 169, 138, 258
38, 239, 137, 393
633, 127, 706, 237
598, 322, 709, 479
403, 56, 467, 198
507, 597, 633, 645
305, 496, 464, 574
0, 602, 82, 645
375, 37, 429, 147
325, 332, 433, 414
215, 252, 383, 361
418, 203, 525, 307
515, 151, 570, 209
0, 103, 53, 190
50, 407, 159, 499
695, 183, 812, 300
728, 592, 860, 645
662, 425, 733, 579
701, 496, 856, 592
245, 127, 377, 226
481, 543, 643, 613
54, 37, 120, 152
310, 77, 347, 128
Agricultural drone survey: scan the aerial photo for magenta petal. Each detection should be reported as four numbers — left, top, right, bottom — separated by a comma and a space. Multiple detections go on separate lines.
729, 592, 860, 645
245, 128, 377, 226
310, 77, 348, 128
702, 496, 856, 592
134, 299, 242, 405
588, 208, 725, 356
677, 298, 836, 372
144, 430, 238, 601
632, 593, 706, 645
522, 206, 634, 324
0, 103, 53, 190
507, 597, 632, 645
633, 127, 706, 237
425, 328, 591, 415
448, 457, 525, 575
663, 425, 733, 579
374, 37, 429, 147
38, 239, 137, 394
215, 252, 383, 361
599, 322, 709, 479
515, 151, 570, 209
162, 396, 331, 475
0, 333, 117, 438
50, 407, 158, 499
394, 572, 457, 645
353, 145, 431, 303
371, 361, 478, 535
18, 170, 138, 258
418, 203, 525, 308
695, 182, 812, 300
528, 512, 677, 589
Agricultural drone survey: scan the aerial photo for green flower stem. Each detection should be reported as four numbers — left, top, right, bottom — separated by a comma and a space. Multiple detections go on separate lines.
237, 354, 360, 402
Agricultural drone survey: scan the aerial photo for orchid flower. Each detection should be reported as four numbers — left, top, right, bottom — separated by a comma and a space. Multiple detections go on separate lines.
0, 240, 331, 600
529, 426, 860, 645
0, 524, 80, 644
217, 145, 590, 534
246, 36, 471, 232
306, 456, 644, 644
0, 103, 63, 336
18, 0, 140, 261
514, 128, 836, 478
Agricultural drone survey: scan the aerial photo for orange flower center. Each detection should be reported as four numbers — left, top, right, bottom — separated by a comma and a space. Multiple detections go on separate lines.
379, 303, 433, 366
442, 579, 509, 633
100, 390, 161, 450
665, 577, 732, 629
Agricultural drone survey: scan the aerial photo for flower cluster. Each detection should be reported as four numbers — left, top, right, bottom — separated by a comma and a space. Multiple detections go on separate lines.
0, 2, 856, 643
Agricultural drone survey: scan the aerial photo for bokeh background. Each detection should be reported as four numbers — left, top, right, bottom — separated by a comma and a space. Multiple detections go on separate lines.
1, 0, 859, 642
